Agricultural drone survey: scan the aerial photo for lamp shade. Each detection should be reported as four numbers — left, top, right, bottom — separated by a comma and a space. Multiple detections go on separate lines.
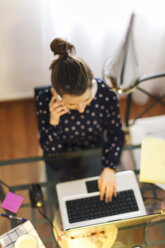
103, 14, 141, 94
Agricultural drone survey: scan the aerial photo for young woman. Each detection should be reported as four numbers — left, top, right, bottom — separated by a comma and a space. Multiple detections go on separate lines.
36, 38, 124, 203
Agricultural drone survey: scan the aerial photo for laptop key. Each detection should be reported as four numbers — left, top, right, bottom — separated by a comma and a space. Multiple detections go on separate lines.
66, 190, 139, 223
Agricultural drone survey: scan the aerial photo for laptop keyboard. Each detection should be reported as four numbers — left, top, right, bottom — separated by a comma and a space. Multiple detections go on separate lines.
66, 190, 139, 223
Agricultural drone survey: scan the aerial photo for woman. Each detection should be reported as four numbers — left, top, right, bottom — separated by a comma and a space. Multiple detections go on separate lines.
36, 38, 124, 203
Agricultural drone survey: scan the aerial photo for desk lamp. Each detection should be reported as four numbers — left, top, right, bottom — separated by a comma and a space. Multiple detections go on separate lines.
103, 14, 165, 127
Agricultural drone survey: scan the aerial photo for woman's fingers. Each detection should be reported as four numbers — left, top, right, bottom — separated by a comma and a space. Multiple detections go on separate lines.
99, 182, 106, 201
98, 179, 101, 191
98, 168, 117, 203
113, 183, 117, 198
50, 102, 66, 112
99, 181, 117, 203
49, 90, 70, 125
105, 185, 113, 203
57, 107, 70, 116
100, 182, 112, 202
49, 98, 67, 112
49, 97, 60, 111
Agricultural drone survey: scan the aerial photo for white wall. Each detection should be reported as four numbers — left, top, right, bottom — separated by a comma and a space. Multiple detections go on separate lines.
0, 0, 165, 102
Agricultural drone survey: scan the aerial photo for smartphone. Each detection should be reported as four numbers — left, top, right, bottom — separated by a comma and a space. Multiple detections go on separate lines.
51, 88, 63, 102
57, 94, 62, 101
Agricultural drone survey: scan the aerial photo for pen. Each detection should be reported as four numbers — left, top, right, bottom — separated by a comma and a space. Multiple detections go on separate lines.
0, 213, 27, 222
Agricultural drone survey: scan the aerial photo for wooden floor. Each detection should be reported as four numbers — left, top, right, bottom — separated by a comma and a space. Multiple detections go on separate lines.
0, 95, 164, 241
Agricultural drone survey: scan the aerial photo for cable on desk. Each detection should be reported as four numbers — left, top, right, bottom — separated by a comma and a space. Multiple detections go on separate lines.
37, 207, 58, 233
0, 179, 11, 190
0, 179, 12, 201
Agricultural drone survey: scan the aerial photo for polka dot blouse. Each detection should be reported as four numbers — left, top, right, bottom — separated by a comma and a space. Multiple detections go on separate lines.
35, 78, 124, 170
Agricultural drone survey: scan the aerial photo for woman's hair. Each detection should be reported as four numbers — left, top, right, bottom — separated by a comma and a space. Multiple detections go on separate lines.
50, 38, 93, 96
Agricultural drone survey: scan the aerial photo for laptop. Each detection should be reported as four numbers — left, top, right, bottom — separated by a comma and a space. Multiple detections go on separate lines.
56, 170, 146, 231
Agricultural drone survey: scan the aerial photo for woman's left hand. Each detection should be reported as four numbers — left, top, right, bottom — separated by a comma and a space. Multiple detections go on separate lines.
98, 167, 117, 203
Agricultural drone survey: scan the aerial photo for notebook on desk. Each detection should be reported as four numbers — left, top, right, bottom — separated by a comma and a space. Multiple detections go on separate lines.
56, 170, 146, 231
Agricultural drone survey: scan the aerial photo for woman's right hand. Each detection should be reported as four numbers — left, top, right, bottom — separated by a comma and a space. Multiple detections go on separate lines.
49, 89, 69, 126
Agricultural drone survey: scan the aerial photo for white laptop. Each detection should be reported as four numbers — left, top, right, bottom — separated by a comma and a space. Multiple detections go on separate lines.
56, 170, 146, 231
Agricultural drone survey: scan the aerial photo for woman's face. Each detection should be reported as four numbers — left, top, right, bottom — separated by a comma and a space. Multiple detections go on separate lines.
62, 88, 93, 113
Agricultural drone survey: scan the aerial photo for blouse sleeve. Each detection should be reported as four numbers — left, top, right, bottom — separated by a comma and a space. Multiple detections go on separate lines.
101, 92, 125, 170
35, 91, 66, 154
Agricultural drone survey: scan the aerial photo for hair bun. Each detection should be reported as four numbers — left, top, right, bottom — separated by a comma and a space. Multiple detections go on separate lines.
50, 38, 75, 56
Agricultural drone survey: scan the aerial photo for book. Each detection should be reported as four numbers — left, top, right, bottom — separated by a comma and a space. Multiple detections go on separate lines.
139, 136, 165, 184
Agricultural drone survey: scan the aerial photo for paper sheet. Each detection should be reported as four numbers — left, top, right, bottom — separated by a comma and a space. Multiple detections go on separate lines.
139, 136, 165, 184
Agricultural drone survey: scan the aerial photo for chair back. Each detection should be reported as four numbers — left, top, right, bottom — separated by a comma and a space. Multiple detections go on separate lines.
34, 86, 50, 98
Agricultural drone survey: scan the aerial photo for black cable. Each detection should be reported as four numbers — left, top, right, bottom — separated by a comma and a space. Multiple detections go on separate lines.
37, 207, 57, 232
0, 179, 11, 190
0, 179, 12, 201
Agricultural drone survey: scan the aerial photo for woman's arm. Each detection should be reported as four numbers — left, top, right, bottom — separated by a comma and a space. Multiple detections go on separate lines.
35, 91, 67, 154
102, 92, 124, 170
98, 91, 124, 202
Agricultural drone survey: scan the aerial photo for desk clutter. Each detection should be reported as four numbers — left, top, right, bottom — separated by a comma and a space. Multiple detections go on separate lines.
0, 220, 46, 248
53, 210, 118, 248
1, 192, 24, 214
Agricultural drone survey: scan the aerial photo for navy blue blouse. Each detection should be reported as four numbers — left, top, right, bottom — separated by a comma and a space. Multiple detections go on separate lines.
35, 78, 124, 170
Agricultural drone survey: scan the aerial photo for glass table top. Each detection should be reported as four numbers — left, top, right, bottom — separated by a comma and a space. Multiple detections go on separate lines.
0, 149, 165, 248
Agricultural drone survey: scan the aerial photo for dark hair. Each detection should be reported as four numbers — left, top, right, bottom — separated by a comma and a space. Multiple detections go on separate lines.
50, 38, 93, 96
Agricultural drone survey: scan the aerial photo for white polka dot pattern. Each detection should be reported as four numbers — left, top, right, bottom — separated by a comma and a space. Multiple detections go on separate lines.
35, 79, 124, 170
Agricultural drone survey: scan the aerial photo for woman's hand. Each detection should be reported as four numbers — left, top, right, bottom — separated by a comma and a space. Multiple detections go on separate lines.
98, 167, 117, 203
49, 88, 69, 126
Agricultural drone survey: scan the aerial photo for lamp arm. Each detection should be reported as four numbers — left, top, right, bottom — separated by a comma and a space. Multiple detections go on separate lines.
125, 72, 165, 127
139, 72, 165, 84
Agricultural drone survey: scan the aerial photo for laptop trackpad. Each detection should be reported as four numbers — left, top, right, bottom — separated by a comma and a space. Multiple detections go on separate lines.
86, 180, 99, 193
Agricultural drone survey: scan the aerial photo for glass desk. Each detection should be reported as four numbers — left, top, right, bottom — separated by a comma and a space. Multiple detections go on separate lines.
0, 148, 165, 248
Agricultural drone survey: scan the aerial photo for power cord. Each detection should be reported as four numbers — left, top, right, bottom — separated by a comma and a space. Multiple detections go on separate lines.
37, 207, 56, 230
0, 179, 12, 201
0, 179, 11, 190
37, 206, 60, 242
